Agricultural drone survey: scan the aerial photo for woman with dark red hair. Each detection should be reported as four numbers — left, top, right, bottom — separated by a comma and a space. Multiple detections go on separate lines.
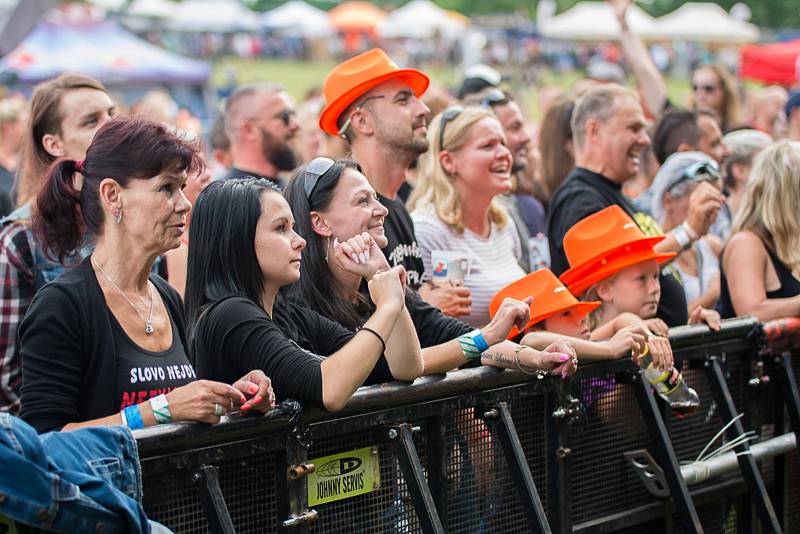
19, 116, 274, 433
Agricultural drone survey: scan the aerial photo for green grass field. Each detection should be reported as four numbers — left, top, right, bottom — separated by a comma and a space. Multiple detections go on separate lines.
212, 57, 692, 119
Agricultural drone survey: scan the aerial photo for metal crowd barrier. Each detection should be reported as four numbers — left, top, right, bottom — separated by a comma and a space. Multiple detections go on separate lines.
135, 316, 800, 533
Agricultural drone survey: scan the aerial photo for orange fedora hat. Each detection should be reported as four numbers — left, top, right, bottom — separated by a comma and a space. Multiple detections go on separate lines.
490, 268, 601, 340
559, 205, 675, 296
319, 48, 430, 136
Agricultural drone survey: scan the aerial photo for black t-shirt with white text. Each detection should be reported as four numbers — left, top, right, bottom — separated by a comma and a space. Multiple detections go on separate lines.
113, 312, 195, 411
378, 193, 425, 290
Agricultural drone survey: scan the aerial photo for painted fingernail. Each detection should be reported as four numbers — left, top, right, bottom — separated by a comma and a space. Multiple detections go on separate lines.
252, 395, 263, 404
559, 354, 570, 362
240, 396, 247, 403
360, 252, 368, 263
241, 404, 251, 411
350, 253, 360, 264
333, 237, 339, 248
249, 385, 258, 394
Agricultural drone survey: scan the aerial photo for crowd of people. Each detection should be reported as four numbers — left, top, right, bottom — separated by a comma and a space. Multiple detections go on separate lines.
0, 1, 799, 529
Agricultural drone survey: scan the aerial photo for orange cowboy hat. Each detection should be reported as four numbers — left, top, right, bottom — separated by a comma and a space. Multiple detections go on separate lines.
559, 205, 675, 297
319, 48, 429, 136
490, 268, 601, 340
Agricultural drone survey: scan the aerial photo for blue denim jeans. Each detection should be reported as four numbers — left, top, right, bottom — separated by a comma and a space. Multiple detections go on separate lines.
0, 414, 155, 533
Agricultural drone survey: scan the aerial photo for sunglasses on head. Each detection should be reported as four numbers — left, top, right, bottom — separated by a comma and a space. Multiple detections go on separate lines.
303, 157, 335, 199
668, 160, 721, 195
692, 84, 718, 94
438, 106, 464, 151
480, 88, 507, 108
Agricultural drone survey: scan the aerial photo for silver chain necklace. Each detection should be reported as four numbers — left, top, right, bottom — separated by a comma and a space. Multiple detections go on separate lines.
92, 258, 155, 335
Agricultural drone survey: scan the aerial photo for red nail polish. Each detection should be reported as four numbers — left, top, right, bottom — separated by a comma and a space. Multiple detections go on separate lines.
249, 385, 258, 394
253, 395, 263, 404
240, 396, 247, 403
241, 404, 251, 411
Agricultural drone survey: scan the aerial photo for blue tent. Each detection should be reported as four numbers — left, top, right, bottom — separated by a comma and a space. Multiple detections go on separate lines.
0, 18, 210, 85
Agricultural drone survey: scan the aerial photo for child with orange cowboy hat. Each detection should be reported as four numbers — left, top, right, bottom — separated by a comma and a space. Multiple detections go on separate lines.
560, 205, 721, 368
490, 268, 650, 362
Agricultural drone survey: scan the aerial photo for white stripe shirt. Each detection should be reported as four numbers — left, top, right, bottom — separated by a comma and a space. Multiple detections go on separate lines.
412, 206, 527, 328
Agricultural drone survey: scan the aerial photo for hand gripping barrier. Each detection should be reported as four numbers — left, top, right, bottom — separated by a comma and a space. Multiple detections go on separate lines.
135, 316, 800, 533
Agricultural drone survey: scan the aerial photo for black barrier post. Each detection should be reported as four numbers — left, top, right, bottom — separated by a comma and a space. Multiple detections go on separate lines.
777, 352, 800, 444
425, 415, 448, 525
773, 355, 788, 531
634, 373, 703, 533
547, 389, 571, 534
387, 423, 445, 534
191, 465, 236, 534
706, 356, 783, 533
483, 401, 552, 534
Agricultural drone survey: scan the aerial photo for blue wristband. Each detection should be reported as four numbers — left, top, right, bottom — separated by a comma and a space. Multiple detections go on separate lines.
123, 405, 144, 430
469, 329, 490, 353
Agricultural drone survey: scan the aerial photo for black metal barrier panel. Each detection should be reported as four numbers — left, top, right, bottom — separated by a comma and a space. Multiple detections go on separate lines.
135, 317, 800, 533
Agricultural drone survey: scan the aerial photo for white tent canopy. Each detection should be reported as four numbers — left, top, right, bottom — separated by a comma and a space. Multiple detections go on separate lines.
125, 0, 176, 19
261, 0, 331, 37
648, 2, 759, 44
378, 0, 467, 39
539, 1, 657, 41
166, 0, 258, 32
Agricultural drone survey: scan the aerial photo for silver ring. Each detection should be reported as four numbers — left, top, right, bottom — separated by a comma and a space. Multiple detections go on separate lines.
214, 403, 223, 416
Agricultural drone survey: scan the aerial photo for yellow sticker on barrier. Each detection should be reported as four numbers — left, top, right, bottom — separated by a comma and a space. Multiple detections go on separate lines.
308, 446, 380, 506
0, 514, 19, 534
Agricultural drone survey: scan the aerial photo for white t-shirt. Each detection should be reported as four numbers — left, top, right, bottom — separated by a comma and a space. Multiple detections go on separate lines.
412, 205, 527, 328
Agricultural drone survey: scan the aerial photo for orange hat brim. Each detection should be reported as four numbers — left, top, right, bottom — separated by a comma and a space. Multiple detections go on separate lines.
561, 244, 676, 297
319, 68, 430, 136
509, 300, 602, 340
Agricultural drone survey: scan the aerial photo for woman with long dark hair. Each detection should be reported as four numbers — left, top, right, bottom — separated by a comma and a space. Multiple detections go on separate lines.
19, 116, 274, 433
284, 157, 579, 377
185, 177, 423, 411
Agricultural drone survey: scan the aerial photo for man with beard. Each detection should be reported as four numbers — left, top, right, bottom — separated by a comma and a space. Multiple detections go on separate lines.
319, 48, 472, 317
547, 84, 725, 326
223, 83, 300, 187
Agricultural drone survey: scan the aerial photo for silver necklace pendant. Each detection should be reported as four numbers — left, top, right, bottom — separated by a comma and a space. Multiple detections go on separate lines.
145, 320, 154, 335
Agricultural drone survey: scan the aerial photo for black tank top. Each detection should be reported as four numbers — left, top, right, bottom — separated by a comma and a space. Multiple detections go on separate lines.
718, 240, 800, 318
112, 310, 195, 411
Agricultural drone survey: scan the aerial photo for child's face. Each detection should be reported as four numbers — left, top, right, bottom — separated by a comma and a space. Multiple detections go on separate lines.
602, 259, 661, 319
543, 309, 591, 339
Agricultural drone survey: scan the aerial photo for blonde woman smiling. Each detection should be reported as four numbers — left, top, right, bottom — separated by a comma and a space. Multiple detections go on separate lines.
408, 106, 526, 327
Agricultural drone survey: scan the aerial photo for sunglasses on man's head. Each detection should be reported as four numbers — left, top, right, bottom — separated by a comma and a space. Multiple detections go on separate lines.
692, 84, 718, 94
303, 157, 335, 198
438, 106, 464, 151
480, 88, 507, 109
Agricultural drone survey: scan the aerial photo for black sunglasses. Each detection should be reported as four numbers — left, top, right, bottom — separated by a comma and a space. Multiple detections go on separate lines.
692, 84, 718, 94
438, 106, 464, 151
303, 157, 335, 198
278, 109, 296, 126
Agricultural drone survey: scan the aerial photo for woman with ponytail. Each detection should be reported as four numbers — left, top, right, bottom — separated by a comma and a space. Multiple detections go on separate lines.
19, 116, 274, 433
0, 74, 114, 414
